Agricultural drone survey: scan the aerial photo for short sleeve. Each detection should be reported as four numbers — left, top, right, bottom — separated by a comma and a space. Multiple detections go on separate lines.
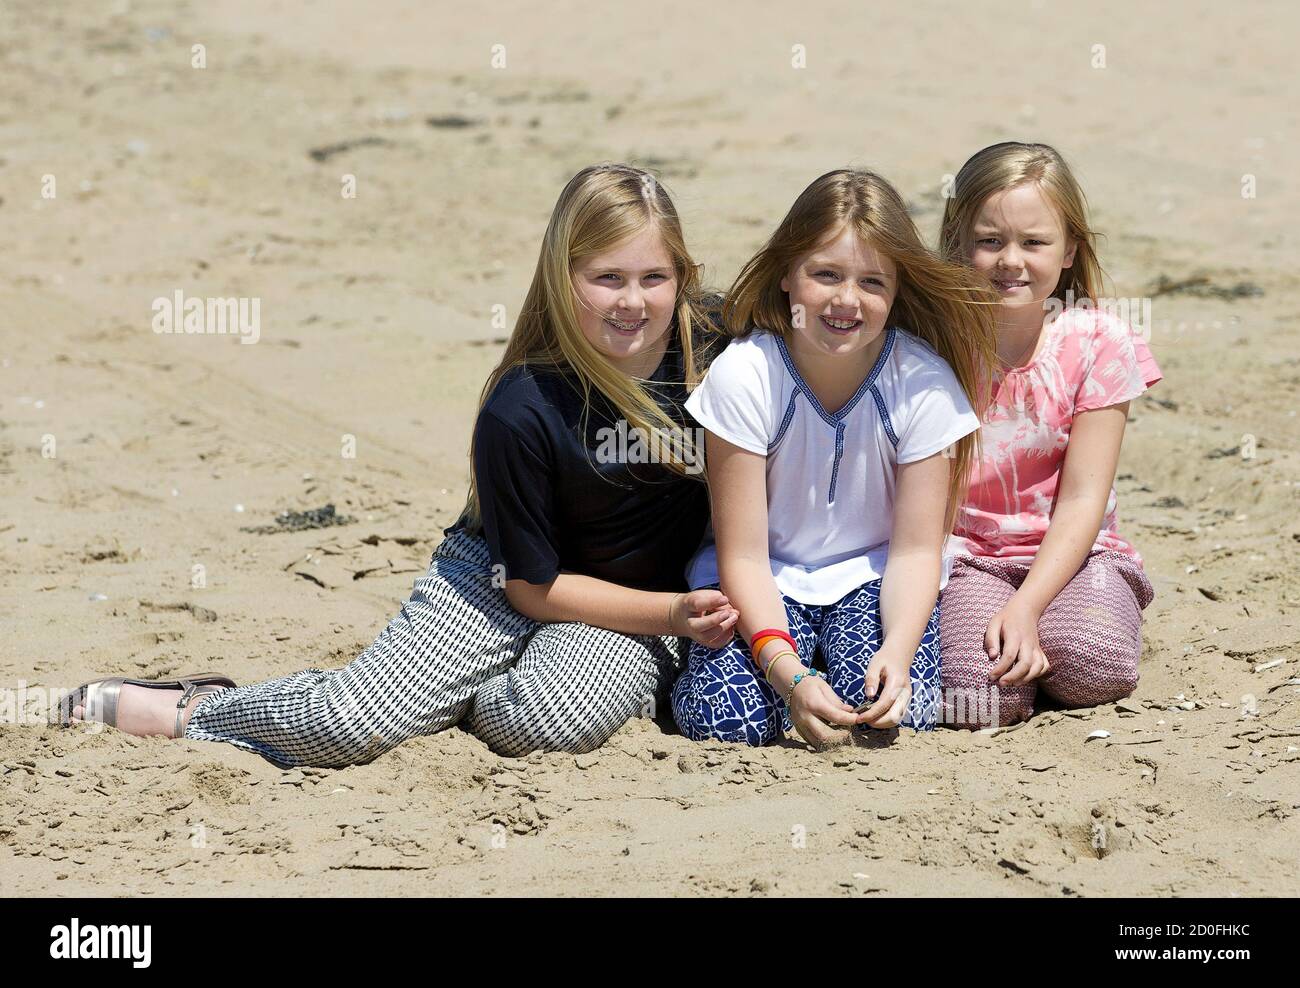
684, 339, 771, 455
1132, 334, 1163, 390
472, 410, 561, 585
1074, 312, 1163, 414
896, 361, 982, 464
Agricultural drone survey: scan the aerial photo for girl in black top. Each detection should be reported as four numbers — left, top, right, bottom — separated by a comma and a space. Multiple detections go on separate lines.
61, 163, 739, 765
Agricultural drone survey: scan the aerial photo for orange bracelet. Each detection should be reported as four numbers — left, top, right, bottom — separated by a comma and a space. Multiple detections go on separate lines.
750, 628, 798, 654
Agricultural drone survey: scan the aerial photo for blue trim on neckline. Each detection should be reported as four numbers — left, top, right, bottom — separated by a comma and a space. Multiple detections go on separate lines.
770, 328, 898, 505
774, 328, 896, 426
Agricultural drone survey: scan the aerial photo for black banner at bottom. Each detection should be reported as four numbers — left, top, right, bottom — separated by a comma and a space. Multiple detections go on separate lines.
0, 895, 1280, 974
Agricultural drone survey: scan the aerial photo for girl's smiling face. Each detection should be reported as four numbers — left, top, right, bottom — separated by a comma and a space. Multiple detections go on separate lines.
968, 182, 1077, 307
572, 225, 678, 376
780, 224, 897, 358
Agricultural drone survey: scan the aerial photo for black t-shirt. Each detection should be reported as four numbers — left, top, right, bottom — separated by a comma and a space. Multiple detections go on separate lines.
448, 313, 724, 592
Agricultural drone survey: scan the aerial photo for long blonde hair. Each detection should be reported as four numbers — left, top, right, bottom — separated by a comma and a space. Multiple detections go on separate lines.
723, 168, 997, 535
939, 142, 1108, 303
461, 163, 719, 533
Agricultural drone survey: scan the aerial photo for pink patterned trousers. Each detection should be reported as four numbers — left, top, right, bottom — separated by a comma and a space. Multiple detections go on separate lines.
938, 550, 1154, 728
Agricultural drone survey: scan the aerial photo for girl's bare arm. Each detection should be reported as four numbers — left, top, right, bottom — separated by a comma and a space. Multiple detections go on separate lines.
1012, 402, 1130, 614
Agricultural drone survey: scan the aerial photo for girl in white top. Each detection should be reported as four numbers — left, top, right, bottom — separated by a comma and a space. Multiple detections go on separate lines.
672, 169, 997, 749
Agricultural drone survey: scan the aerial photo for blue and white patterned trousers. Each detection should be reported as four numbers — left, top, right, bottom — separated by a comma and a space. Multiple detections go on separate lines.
671, 579, 941, 746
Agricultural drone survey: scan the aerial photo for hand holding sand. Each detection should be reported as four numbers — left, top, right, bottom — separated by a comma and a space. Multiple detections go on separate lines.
784, 666, 859, 750
855, 646, 914, 729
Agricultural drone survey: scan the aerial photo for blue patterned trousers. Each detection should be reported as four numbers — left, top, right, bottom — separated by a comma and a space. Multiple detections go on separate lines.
671, 579, 941, 746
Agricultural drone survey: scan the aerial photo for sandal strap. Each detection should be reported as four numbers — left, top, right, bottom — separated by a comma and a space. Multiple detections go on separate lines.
173, 680, 226, 738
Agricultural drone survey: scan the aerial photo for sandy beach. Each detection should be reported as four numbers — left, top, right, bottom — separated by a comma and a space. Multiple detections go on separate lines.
2, 0, 1298, 896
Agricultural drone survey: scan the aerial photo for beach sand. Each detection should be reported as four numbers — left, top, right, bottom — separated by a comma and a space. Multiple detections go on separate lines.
2, 0, 1297, 895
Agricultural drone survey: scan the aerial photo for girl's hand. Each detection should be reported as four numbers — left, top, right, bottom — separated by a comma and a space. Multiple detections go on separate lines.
672, 589, 739, 649
986, 598, 1050, 685
856, 646, 914, 729
787, 672, 858, 749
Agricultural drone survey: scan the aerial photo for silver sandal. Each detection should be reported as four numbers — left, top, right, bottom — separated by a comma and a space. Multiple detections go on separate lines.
55, 673, 237, 738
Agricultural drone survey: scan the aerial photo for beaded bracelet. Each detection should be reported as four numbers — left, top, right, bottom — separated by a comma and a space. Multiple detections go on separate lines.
784, 667, 821, 707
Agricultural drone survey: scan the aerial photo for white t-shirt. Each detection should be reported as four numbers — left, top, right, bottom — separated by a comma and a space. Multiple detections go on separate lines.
684, 327, 981, 605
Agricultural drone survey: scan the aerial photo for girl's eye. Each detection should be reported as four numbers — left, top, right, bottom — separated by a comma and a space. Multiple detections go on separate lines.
862, 278, 883, 287
814, 270, 839, 279
1024, 240, 1045, 247
976, 238, 1000, 246
598, 273, 668, 282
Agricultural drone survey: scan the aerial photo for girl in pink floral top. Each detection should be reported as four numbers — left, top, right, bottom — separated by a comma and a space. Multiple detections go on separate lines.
937, 142, 1163, 727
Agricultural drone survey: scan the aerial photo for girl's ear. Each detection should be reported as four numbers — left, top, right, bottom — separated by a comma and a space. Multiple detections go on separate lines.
1062, 238, 1078, 269
779, 274, 789, 293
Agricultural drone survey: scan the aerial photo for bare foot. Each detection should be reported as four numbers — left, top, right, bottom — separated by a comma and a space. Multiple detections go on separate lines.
70, 684, 223, 738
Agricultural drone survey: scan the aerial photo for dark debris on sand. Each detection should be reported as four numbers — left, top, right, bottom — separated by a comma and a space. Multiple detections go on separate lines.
1148, 273, 1264, 300
240, 503, 357, 535
425, 114, 481, 128
307, 137, 392, 162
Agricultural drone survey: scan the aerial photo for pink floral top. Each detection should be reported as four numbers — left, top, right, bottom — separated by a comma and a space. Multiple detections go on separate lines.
951, 306, 1163, 565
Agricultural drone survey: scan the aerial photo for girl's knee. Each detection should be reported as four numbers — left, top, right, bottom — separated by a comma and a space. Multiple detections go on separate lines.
475, 689, 624, 756
473, 681, 627, 757
1040, 625, 1141, 704
678, 710, 781, 747
937, 635, 1036, 727
671, 673, 781, 747
481, 722, 592, 758
1042, 650, 1139, 707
